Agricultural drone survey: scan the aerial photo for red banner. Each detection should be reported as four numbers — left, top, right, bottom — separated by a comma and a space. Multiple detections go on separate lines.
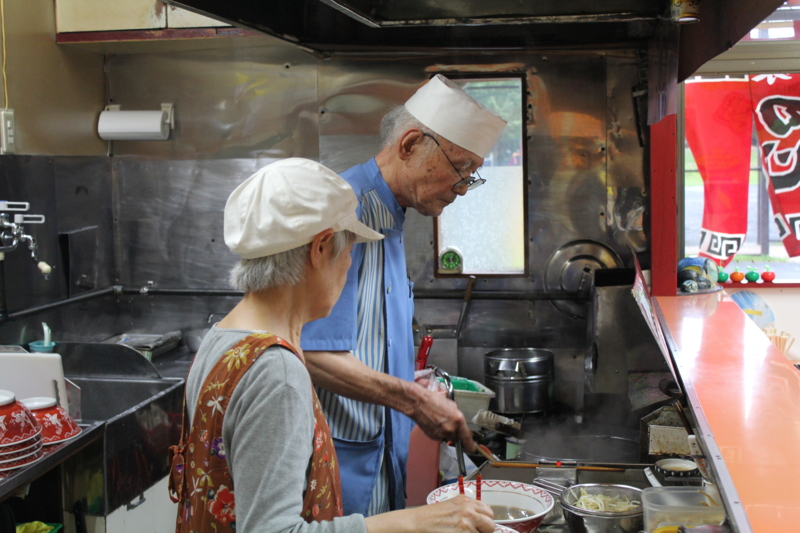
685, 78, 753, 266
750, 74, 800, 257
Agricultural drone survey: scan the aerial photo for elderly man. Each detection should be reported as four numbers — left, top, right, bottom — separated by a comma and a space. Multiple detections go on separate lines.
302, 75, 506, 516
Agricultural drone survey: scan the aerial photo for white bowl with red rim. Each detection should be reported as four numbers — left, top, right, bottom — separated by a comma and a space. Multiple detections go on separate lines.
20, 397, 81, 445
0, 390, 42, 446
427, 480, 554, 533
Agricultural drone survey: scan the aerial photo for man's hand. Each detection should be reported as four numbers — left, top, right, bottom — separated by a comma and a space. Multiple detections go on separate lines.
409, 385, 475, 452
305, 350, 475, 451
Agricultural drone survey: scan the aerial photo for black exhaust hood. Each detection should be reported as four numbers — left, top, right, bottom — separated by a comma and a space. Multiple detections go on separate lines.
165, 0, 784, 81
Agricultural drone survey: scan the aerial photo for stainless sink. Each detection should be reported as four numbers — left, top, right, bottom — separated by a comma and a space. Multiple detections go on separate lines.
68, 377, 179, 422
54, 343, 185, 515
62, 376, 184, 515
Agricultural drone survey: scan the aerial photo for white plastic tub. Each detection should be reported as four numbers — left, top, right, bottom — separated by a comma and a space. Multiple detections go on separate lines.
642, 486, 726, 532
453, 381, 495, 430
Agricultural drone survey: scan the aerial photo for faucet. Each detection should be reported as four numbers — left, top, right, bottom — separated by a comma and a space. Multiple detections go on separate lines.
0, 201, 52, 324
0, 202, 52, 279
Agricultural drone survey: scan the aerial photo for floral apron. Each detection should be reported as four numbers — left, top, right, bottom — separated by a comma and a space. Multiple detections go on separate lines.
168, 333, 343, 532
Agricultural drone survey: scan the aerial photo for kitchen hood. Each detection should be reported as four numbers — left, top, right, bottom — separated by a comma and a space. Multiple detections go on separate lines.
164, 0, 784, 81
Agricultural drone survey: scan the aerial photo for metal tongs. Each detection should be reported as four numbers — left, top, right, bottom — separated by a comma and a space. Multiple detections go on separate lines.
429, 366, 467, 479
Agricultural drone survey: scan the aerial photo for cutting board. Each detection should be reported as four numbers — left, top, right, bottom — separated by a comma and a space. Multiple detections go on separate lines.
0, 352, 68, 409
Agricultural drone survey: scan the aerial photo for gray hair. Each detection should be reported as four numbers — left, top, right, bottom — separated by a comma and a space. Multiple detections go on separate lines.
379, 105, 437, 161
229, 230, 356, 292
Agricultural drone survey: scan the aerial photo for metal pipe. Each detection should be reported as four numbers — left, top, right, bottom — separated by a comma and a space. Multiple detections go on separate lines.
0, 254, 7, 324
120, 287, 244, 297
2, 284, 587, 324
413, 290, 590, 301
129, 287, 587, 301
7, 287, 118, 321
318, 0, 655, 28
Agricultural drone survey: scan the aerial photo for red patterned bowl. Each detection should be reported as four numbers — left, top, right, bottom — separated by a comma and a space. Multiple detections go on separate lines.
427, 480, 554, 533
0, 446, 45, 472
20, 397, 81, 445
0, 436, 42, 460
0, 390, 41, 446
0, 431, 42, 452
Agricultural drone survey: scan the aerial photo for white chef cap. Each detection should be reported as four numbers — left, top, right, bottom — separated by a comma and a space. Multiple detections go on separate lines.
224, 158, 383, 259
404, 74, 507, 159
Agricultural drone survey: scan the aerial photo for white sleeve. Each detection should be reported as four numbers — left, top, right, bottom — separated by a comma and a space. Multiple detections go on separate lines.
223, 346, 367, 533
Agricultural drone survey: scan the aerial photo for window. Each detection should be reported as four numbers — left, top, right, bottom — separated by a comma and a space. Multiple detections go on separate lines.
435, 77, 526, 276
682, 74, 800, 279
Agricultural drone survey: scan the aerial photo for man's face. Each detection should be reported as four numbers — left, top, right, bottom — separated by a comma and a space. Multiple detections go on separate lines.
402, 135, 484, 217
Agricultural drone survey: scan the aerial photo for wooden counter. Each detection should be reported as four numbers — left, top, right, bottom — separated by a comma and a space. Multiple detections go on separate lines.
655, 293, 800, 533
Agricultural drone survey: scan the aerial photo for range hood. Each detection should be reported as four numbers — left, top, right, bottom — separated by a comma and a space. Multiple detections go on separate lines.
165, 0, 784, 81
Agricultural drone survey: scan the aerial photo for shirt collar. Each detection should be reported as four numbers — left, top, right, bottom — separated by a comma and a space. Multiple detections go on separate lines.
366, 158, 405, 229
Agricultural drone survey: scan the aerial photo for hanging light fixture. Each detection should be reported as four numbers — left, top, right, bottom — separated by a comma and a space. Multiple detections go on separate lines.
671, 0, 700, 24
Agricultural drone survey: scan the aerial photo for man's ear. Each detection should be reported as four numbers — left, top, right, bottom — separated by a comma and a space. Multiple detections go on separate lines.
308, 228, 336, 268
397, 128, 425, 161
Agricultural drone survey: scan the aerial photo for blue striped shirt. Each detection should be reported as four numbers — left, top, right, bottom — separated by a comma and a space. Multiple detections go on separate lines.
317, 189, 396, 514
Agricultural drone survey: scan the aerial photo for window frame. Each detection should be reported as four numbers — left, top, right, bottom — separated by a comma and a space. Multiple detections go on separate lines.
431, 72, 529, 279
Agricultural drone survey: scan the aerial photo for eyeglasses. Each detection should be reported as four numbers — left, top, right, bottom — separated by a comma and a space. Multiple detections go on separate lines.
422, 133, 486, 191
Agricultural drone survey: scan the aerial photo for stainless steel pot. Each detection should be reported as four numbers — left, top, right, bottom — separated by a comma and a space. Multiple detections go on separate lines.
485, 348, 554, 413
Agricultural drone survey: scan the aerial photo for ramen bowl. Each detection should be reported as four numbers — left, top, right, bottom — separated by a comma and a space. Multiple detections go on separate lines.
0, 390, 41, 446
0, 435, 42, 461
427, 480, 554, 533
20, 397, 81, 445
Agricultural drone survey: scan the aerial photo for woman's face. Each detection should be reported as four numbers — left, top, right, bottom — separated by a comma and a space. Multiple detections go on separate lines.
315, 241, 354, 319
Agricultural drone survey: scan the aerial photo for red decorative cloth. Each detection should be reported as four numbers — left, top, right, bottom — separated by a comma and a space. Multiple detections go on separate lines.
685, 78, 753, 266
750, 73, 800, 257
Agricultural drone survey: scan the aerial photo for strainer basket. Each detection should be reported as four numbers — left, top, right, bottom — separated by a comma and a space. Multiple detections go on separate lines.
559, 483, 643, 533
560, 483, 643, 517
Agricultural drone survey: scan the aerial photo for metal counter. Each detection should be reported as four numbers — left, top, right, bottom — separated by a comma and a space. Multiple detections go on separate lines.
0, 422, 104, 503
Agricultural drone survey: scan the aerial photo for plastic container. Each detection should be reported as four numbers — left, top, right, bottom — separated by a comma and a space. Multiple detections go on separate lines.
28, 341, 55, 353
452, 380, 495, 430
642, 486, 726, 532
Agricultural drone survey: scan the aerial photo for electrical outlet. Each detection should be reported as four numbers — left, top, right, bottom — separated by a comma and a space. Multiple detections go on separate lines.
1, 109, 16, 154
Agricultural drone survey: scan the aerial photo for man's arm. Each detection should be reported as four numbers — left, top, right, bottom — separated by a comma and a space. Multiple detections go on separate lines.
304, 350, 475, 451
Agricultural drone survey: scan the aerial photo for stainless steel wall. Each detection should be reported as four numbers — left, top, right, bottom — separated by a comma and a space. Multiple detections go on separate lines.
1, 41, 652, 414
104, 45, 649, 411
0, 156, 116, 344
105, 47, 646, 288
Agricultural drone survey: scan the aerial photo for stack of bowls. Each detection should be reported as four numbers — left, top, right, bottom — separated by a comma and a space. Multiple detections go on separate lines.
0, 390, 44, 472
20, 397, 81, 446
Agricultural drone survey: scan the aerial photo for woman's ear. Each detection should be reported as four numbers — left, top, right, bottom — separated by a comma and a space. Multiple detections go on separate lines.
308, 228, 336, 268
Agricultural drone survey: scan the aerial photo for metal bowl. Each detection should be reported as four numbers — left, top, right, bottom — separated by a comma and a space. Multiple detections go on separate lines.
559, 483, 643, 533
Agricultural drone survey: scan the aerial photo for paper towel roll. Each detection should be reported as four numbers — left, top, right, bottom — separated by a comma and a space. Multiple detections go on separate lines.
98, 110, 170, 140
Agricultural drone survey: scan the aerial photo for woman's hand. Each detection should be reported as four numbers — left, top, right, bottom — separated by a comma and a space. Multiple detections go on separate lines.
365, 496, 495, 533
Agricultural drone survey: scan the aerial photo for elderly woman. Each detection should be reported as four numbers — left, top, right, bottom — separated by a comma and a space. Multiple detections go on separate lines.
169, 158, 494, 533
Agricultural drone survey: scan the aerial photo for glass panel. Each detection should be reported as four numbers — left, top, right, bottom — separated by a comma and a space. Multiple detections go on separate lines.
437, 78, 525, 275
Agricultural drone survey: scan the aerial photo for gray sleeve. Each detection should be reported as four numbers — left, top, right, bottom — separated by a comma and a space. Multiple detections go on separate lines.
223, 346, 368, 533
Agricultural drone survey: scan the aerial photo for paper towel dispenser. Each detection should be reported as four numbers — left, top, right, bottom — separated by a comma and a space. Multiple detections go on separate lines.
97, 103, 175, 141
